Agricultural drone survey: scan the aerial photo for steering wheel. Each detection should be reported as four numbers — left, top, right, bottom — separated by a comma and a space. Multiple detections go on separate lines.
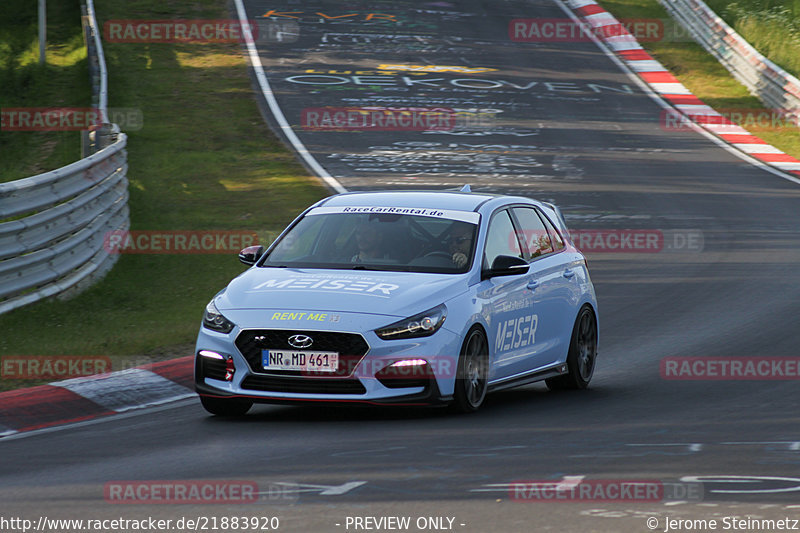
423, 251, 452, 260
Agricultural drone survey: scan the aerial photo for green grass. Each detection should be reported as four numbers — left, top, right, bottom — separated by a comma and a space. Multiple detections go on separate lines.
598, 0, 800, 159
708, 0, 800, 79
0, 0, 88, 182
0, 0, 328, 390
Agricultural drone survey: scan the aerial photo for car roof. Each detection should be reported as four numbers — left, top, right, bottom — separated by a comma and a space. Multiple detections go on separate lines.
317, 189, 538, 213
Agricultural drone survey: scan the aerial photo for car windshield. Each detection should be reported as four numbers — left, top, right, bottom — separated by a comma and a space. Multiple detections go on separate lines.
261, 209, 479, 274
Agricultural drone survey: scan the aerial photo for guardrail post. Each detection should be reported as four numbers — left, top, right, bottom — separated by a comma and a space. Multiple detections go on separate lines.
90, 123, 120, 152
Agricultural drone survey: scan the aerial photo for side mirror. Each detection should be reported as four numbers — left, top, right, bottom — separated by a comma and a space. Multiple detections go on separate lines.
238, 245, 264, 266
483, 254, 529, 279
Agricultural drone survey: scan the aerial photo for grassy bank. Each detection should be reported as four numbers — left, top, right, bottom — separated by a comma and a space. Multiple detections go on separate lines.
0, 0, 328, 390
597, 0, 800, 159
0, 0, 88, 182
707, 0, 800, 78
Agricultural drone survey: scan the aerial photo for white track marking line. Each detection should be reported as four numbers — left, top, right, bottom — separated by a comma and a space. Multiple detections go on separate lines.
233, 0, 347, 193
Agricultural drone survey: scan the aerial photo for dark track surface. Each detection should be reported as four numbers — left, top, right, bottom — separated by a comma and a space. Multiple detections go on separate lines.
2, 1, 799, 531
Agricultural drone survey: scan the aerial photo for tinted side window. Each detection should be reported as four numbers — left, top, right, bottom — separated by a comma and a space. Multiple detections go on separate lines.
537, 210, 565, 251
484, 210, 523, 267
512, 207, 553, 259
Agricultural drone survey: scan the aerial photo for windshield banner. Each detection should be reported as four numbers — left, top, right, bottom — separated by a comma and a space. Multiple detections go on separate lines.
307, 206, 480, 224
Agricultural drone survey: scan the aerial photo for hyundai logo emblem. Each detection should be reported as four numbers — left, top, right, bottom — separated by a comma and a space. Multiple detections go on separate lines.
287, 334, 313, 349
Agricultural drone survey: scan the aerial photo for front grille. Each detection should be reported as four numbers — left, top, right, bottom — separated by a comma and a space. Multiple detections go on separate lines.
200, 356, 228, 381
235, 329, 370, 376
240, 374, 366, 395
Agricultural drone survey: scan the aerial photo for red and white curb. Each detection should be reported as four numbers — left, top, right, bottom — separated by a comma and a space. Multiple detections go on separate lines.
565, 0, 800, 181
0, 356, 194, 437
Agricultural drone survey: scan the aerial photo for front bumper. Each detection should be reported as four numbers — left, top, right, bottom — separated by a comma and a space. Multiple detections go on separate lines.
195, 375, 450, 407
194, 319, 462, 406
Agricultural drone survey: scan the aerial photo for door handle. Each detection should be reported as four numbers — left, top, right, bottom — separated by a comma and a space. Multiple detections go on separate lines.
563, 269, 575, 279
526, 280, 539, 291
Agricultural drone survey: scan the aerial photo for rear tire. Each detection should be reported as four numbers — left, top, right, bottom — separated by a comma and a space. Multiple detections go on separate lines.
546, 306, 597, 391
200, 395, 253, 416
451, 327, 489, 413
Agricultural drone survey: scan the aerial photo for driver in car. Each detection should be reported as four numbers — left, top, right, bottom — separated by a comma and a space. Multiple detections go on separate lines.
448, 224, 474, 268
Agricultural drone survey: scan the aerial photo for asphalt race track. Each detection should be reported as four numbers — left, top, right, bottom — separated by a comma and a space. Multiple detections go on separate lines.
2, 0, 800, 531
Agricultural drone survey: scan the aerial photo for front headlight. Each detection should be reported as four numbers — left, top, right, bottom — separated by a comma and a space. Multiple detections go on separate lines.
202, 299, 235, 333
375, 304, 447, 340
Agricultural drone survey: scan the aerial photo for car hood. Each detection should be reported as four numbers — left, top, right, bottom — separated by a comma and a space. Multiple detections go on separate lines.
215, 267, 470, 318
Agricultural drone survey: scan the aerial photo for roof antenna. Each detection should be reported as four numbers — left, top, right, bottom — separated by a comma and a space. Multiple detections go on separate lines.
459, 184, 471, 193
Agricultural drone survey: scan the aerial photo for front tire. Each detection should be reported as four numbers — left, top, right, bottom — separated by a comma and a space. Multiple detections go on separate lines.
200, 395, 253, 416
452, 327, 489, 413
546, 305, 597, 391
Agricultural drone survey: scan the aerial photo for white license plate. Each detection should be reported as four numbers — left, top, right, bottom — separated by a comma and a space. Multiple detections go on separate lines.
262, 350, 339, 372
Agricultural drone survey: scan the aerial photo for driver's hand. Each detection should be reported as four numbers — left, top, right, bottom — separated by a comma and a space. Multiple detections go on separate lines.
452, 252, 467, 268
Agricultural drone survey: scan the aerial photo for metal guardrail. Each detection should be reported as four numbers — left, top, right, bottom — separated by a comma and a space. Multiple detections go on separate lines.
660, 0, 800, 123
0, 0, 129, 314
0, 135, 129, 314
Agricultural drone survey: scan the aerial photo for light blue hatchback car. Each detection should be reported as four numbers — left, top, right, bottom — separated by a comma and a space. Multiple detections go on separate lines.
195, 187, 598, 414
